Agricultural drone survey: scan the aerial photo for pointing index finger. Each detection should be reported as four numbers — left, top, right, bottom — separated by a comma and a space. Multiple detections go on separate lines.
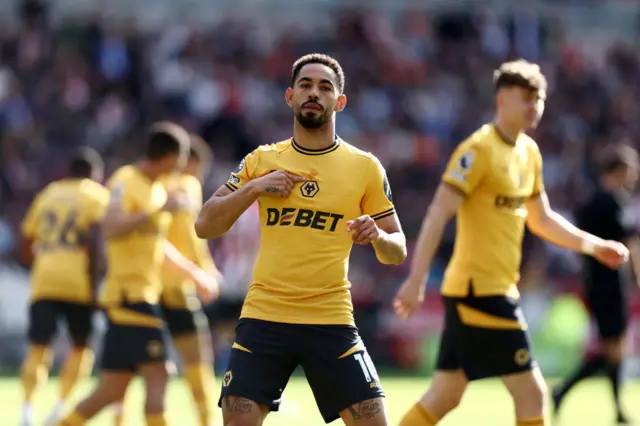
346, 216, 365, 231
286, 172, 307, 182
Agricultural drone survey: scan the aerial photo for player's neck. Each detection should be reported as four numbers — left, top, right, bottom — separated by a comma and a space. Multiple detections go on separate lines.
600, 176, 624, 195
136, 161, 161, 181
493, 118, 522, 145
292, 122, 337, 151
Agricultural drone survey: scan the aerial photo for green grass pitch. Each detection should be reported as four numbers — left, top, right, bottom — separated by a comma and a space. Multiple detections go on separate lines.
5, 376, 640, 425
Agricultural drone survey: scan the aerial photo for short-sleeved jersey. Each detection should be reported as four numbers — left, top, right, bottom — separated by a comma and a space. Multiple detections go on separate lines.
441, 124, 544, 298
225, 137, 395, 325
21, 179, 110, 304
101, 165, 172, 306
161, 173, 215, 298
576, 189, 634, 285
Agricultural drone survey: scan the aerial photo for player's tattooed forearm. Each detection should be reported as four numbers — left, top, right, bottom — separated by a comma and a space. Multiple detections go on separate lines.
348, 399, 382, 420
223, 397, 254, 414
265, 186, 280, 193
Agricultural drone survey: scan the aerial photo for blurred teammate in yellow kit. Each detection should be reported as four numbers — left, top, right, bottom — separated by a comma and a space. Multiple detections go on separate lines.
113, 134, 222, 426
19, 148, 109, 426
56, 122, 218, 426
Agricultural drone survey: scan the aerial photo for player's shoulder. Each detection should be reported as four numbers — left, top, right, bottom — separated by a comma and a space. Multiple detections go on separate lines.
167, 173, 202, 198
461, 124, 495, 149
449, 124, 494, 161
519, 133, 542, 155
106, 165, 150, 203
108, 165, 136, 184
107, 164, 151, 189
34, 180, 59, 199
250, 139, 292, 157
162, 171, 198, 187
29, 181, 60, 209
79, 179, 110, 204
179, 173, 201, 189
338, 138, 385, 168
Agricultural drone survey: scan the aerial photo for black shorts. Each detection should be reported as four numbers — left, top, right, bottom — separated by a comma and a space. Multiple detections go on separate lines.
100, 303, 168, 372
436, 294, 536, 381
204, 298, 244, 324
219, 319, 384, 424
28, 300, 94, 346
160, 304, 209, 337
586, 281, 627, 340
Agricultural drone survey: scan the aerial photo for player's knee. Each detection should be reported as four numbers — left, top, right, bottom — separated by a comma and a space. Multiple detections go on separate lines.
221, 396, 266, 426
508, 371, 547, 416
173, 333, 204, 364
92, 380, 129, 405
420, 371, 466, 417
421, 387, 463, 417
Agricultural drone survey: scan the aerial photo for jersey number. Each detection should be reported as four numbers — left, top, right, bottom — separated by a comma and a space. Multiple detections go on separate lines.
38, 210, 80, 251
354, 352, 379, 383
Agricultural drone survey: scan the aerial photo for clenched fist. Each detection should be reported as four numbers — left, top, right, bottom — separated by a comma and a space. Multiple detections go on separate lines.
192, 269, 221, 304
594, 240, 629, 269
346, 215, 380, 245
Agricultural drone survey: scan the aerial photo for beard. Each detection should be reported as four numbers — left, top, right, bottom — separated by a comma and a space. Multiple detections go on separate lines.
295, 108, 331, 129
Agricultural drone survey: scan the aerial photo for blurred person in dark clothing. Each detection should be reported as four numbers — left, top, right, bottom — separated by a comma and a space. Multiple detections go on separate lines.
553, 144, 640, 425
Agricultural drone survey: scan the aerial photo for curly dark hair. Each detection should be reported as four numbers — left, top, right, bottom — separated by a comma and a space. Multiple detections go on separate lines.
291, 53, 345, 93
493, 59, 548, 100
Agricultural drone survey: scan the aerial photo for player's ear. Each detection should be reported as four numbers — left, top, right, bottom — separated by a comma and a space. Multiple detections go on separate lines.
285, 88, 294, 108
495, 90, 503, 108
335, 94, 347, 112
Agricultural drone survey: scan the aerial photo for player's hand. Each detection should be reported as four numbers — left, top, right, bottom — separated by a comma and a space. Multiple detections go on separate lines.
250, 170, 306, 198
594, 240, 630, 269
162, 191, 190, 212
211, 268, 224, 283
192, 269, 221, 304
393, 277, 425, 319
346, 215, 380, 245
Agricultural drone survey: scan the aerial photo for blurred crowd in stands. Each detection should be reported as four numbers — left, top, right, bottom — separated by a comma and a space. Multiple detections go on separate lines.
2, 0, 640, 369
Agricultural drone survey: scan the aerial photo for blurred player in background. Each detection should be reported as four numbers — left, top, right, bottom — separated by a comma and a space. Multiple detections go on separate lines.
206, 200, 260, 362
160, 134, 220, 425
19, 148, 109, 426
196, 53, 407, 426
553, 144, 640, 424
393, 60, 629, 426
113, 134, 221, 426
57, 123, 218, 426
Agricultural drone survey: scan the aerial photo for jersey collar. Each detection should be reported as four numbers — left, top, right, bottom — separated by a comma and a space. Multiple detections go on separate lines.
491, 123, 517, 146
291, 134, 341, 156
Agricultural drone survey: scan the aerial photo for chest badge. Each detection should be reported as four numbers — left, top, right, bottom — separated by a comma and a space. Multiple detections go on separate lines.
301, 180, 320, 198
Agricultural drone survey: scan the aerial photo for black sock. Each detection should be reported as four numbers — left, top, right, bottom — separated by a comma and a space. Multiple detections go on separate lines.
606, 361, 625, 418
554, 354, 606, 406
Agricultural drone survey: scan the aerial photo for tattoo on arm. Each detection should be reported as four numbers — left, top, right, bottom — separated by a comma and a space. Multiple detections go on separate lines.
265, 186, 280, 193
348, 399, 383, 420
222, 397, 254, 414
